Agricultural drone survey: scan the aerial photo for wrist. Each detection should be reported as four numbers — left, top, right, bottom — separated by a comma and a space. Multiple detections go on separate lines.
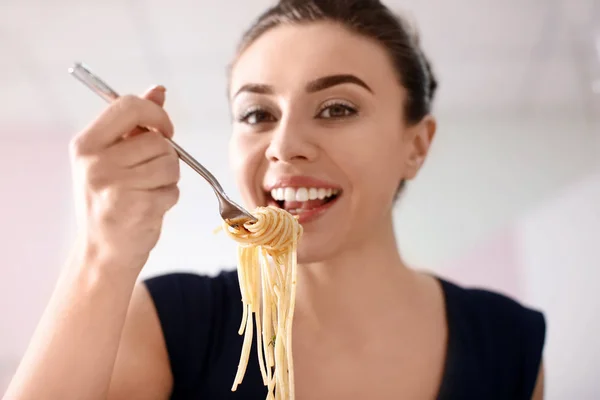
67, 237, 145, 285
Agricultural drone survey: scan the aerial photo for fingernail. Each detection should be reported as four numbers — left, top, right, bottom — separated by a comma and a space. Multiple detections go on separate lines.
153, 85, 167, 93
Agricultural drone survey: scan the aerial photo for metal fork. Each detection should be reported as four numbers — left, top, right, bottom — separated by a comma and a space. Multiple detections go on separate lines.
68, 62, 256, 229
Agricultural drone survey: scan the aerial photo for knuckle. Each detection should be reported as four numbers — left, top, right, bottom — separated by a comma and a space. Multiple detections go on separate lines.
161, 185, 180, 209
117, 96, 172, 137
114, 95, 141, 120
91, 186, 166, 245
116, 94, 140, 109
171, 185, 181, 203
69, 134, 87, 157
101, 184, 126, 206
101, 187, 151, 220
150, 154, 179, 183
95, 186, 122, 222
167, 154, 181, 181
146, 129, 162, 140
152, 109, 173, 136
166, 143, 177, 157
163, 114, 174, 135
84, 156, 110, 189
147, 131, 170, 152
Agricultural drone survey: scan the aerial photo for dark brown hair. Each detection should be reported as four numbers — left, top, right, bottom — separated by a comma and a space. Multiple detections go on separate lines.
233, 0, 438, 125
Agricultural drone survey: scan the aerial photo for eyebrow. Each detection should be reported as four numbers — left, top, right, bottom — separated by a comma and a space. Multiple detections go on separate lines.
232, 74, 373, 98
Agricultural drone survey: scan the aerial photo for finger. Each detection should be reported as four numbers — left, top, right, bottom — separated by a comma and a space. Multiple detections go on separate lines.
145, 85, 166, 107
105, 130, 175, 168
152, 184, 180, 213
127, 152, 180, 189
73, 90, 174, 154
128, 86, 167, 137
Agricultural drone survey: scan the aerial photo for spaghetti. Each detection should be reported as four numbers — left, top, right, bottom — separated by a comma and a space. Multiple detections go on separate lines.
223, 205, 303, 400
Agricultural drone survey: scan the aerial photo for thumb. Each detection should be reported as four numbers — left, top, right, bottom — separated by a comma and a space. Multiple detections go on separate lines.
126, 85, 168, 138
142, 85, 167, 106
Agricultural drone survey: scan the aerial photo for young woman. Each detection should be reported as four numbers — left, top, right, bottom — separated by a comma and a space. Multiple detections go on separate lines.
5, 1, 545, 399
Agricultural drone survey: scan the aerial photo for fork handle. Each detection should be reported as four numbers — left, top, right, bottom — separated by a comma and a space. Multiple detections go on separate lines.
166, 138, 225, 193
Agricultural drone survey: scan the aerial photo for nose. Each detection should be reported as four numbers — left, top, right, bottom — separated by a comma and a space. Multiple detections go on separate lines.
265, 120, 318, 163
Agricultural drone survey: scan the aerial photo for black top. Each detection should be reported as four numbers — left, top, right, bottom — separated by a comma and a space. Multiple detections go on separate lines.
145, 270, 545, 400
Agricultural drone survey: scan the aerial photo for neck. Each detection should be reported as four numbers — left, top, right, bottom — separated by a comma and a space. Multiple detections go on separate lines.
295, 215, 417, 330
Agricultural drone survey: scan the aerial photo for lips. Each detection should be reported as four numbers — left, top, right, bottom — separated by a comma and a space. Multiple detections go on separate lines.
263, 176, 342, 224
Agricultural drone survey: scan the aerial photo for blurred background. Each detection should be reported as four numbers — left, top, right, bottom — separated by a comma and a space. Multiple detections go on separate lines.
0, 0, 598, 397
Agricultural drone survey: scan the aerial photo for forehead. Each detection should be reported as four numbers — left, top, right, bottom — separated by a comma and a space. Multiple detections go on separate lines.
230, 21, 399, 96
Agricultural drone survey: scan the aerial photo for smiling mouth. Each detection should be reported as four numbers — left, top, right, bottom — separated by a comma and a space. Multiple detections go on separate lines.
266, 187, 342, 218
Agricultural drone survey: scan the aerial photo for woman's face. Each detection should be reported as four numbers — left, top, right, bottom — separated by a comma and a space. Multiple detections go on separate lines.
229, 22, 434, 263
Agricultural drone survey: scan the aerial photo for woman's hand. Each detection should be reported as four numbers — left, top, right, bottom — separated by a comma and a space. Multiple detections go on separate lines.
4, 86, 178, 400
69, 85, 180, 273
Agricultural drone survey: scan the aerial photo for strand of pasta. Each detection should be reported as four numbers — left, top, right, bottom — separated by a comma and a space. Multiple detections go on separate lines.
224, 205, 302, 400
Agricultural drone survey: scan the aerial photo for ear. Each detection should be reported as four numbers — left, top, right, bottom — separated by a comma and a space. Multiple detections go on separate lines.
403, 115, 436, 179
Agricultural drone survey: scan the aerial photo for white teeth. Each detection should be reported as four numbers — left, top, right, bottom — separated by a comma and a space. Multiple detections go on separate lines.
288, 208, 307, 215
270, 187, 340, 202
276, 188, 284, 200
284, 187, 296, 201
295, 187, 309, 201
270, 188, 282, 201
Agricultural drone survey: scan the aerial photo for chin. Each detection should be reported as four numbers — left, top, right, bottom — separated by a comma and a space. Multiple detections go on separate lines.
295, 233, 340, 264
294, 207, 354, 265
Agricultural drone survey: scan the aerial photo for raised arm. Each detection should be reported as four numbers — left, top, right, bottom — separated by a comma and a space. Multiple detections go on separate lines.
4, 86, 179, 400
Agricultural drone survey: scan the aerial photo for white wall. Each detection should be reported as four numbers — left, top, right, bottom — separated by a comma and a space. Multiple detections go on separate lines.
518, 170, 600, 399
0, 135, 73, 392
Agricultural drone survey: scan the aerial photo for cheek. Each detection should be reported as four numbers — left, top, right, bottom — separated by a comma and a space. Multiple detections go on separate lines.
229, 133, 266, 206
332, 124, 403, 203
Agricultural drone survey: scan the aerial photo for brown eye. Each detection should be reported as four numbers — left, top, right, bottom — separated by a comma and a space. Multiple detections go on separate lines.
316, 101, 357, 119
239, 108, 277, 125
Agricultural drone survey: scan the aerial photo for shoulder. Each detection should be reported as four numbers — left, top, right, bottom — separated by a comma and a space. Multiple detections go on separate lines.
439, 277, 546, 344
438, 277, 546, 399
